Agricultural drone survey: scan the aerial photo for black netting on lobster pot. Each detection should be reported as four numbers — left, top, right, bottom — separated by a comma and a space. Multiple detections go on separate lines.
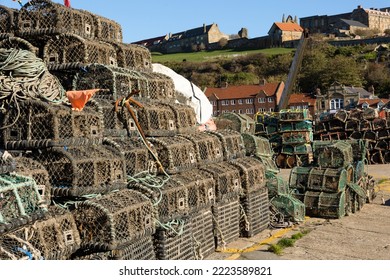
206, 129, 246, 160
0, 36, 38, 55
0, 206, 80, 260
110, 42, 152, 71
14, 156, 52, 205
0, 99, 103, 149
72, 189, 154, 251
371, 118, 387, 131
31, 145, 126, 197
147, 136, 198, 174
44, 33, 117, 69
16, 0, 96, 39
103, 137, 156, 176
177, 132, 224, 165
0, 5, 16, 35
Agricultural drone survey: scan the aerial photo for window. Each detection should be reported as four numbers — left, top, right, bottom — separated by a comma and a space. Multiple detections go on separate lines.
231, 100, 236, 105
238, 109, 243, 114
246, 98, 254, 104
321, 100, 325, 109
362, 103, 369, 109
268, 97, 274, 103
232, 110, 236, 113
330, 98, 344, 110
290, 106, 295, 109
258, 98, 266, 103
221, 100, 229, 106
269, 108, 274, 112
258, 108, 265, 112
211, 101, 216, 106
238, 99, 243, 104
245, 109, 254, 114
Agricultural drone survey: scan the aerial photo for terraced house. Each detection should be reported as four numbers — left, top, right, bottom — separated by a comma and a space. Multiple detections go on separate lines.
205, 81, 285, 117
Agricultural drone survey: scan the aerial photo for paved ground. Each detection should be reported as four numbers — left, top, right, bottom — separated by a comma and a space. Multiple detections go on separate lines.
206, 164, 390, 260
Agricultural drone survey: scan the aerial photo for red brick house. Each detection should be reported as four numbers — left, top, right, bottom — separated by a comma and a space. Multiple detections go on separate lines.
358, 98, 390, 110
204, 82, 284, 118
287, 93, 317, 117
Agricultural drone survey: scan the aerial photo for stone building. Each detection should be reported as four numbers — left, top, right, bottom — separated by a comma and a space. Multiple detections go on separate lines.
351, 6, 390, 33
204, 81, 284, 118
268, 16, 303, 47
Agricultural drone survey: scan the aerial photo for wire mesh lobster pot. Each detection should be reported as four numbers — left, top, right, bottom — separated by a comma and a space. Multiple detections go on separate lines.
161, 102, 197, 135
374, 139, 389, 151
147, 136, 197, 174
0, 206, 80, 260
103, 137, 156, 176
289, 166, 314, 192
0, 150, 16, 174
320, 131, 347, 141
305, 168, 347, 193
279, 120, 312, 132
372, 118, 387, 131
240, 187, 269, 237
86, 10, 122, 42
362, 108, 378, 120
0, 5, 16, 35
206, 129, 246, 160
72, 235, 156, 260
16, 0, 109, 40
31, 145, 126, 197
279, 109, 311, 121
0, 36, 38, 55
111, 42, 152, 71
349, 109, 363, 121
281, 143, 312, 155
371, 150, 385, 164
199, 161, 241, 202
303, 191, 346, 219
345, 119, 359, 132
190, 209, 215, 259
242, 133, 273, 157
178, 132, 224, 165
334, 110, 349, 122
73, 64, 175, 101
266, 171, 289, 197
154, 216, 195, 260
257, 155, 279, 174
14, 157, 51, 205
314, 122, 328, 134
314, 141, 353, 168
270, 194, 305, 223
0, 99, 103, 150
72, 189, 154, 251
229, 157, 265, 195
171, 169, 215, 213
359, 120, 372, 131
44, 33, 117, 69
282, 131, 313, 144
212, 195, 240, 251
215, 113, 255, 134
363, 130, 377, 143
328, 119, 345, 131
377, 128, 390, 140
0, 174, 47, 234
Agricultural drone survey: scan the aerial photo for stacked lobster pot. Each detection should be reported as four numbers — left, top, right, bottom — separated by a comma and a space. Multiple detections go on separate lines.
254, 112, 281, 150
290, 140, 370, 219
214, 112, 256, 135
315, 108, 390, 164
276, 109, 314, 168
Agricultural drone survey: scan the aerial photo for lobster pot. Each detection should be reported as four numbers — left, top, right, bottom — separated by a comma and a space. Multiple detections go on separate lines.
32, 145, 126, 197
266, 171, 289, 197
359, 120, 372, 131
334, 110, 348, 122
73, 64, 175, 101
171, 169, 215, 213
0, 174, 47, 234
154, 216, 195, 260
44, 34, 117, 69
255, 122, 266, 135
178, 132, 224, 165
315, 122, 328, 134
72, 235, 156, 260
0, 36, 38, 54
303, 191, 346, 219
265, 124, 278, 135
0, 5, 16, 34
240, 187, 269, 237
270, 194, 305, 223
257, 155, 279, 174
90, 12, 122, 42
314, 141, 353, 168
242, 134, 273, 157
215, 113, 255, 134
363, 108, 378, 120
161, 102, 197, 134
377, 128, 390, 140
282, 131, 313, 144
229, 157, 265, 195
0, 206, 80, 260
320, 132, 347, 141
375, 139, 389, 150
371, 150, 385, 164
363, 130, 377, 143
345, 119, 359, 132
199, 162, 241, 202
206, 130, 246, 160
0, 99, 103, 150
111, 42, 152, 71
289, 166, 313, 191
14, 157, 51, 205
279, 109, 311, 122
372, 118, 387, 131
212, 196, 240, 251
147, 136, 197, 174
103, 137, 155, 176
190, 209, 215, 259
349, 109, 363, 121
279, 120, 312, 132
282, 143, 312, 155
0, 150, 16, 174
306, 168, 347, 193
17, 0, 96, 38
72, 189, 154, 251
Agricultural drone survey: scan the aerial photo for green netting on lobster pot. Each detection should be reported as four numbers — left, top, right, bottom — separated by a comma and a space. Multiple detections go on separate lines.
215, 113, 255, 134
289, 166, 312, 191
282, 131, 313, 144
303, 191, 345, 219
0, 174, 47, 233
279, 109, 311, 122
257, 155, 279, 174
266, 171, 289, 197
241, 133, 273, 157
307, 168, 347, 193
315, 141, 353, 168
270, 194, 305, 222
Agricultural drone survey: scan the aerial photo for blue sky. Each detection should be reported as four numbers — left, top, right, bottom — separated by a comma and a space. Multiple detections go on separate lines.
4, 0, 390, 43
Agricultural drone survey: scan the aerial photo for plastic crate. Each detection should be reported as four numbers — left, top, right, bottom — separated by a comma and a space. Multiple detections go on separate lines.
31, 144, 126, 197
206, 129, 246, 160
72, 189, 155, 251
0, 99, 103, 150
303, 191, 346, 219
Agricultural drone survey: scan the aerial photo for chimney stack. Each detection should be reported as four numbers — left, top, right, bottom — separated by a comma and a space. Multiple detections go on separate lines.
357, 5, 362, 9
203, 23, 206, 33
